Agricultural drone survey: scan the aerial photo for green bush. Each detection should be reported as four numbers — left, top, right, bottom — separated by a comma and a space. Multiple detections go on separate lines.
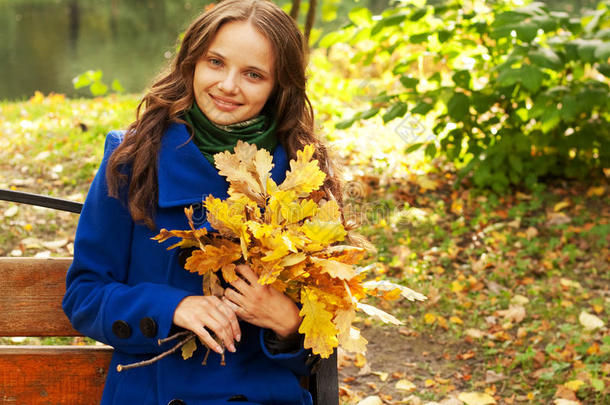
321, 0, 610, 192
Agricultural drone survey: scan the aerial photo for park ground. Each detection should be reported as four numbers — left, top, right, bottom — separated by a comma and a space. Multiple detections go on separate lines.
0, 93, 608, 405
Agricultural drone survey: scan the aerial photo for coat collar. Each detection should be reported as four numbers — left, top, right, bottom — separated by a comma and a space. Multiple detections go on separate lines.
157, 123, 288, 208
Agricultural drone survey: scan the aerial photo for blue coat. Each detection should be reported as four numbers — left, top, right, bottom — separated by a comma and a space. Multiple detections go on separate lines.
63, 123, 315, 405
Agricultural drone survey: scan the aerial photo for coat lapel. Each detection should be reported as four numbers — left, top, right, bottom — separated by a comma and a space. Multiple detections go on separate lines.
157, 123, 288, 208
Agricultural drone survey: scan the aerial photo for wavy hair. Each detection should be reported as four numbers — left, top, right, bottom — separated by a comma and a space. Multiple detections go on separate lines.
106, 0, 342, 229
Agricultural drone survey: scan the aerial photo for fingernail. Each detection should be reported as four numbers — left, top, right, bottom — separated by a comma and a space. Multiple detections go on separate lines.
217, 345, 224, 354
229, 344, 236, 352
236, 334, 241, 342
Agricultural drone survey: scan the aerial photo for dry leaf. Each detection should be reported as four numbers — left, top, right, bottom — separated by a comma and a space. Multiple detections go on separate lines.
357, 302, 402, 325
553, 399, 580, 405
579, 311, 605, 330
457, 392, 496, 405
357, 396, 383, 405
586, 186, 605, 197
299, 288, 338, 358
181, 337, 197, 360
498, 305, 526, 323
563, 380, 585, 392
395, 379, 416, 392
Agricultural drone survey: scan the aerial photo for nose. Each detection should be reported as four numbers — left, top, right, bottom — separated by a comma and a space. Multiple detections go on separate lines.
217, 70, 238, 94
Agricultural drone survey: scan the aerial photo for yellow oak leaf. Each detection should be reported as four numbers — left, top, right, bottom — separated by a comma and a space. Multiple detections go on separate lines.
356, 302, 402, 325
184, 242, 242, 275
315, 199, 342, 222
300, 219, 347, 247
281, 252, 307, 267
334, 308, 368, 354
279, 144, 326, 197
181, 337, 197, 360
214, 143, 267, 205
204, 196, 245, 239
253, 148, 274, 193
320, 245, 366, 264
247, 221, 274, 239
221, 263, 238, 283
310, 257, 356, 280
152, 228, 202, 250
299, 288, 338, 358
362, 280, 427, 302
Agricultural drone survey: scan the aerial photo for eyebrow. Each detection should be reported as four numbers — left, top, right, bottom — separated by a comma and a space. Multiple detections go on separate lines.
206, 50, 271, 76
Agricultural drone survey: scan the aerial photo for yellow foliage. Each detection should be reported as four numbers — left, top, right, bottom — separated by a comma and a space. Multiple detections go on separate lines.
154, 142, 425, 358
299, 288, 338, 358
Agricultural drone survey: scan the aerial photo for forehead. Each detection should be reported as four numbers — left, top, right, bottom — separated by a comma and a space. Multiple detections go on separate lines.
207, 20, 275, 71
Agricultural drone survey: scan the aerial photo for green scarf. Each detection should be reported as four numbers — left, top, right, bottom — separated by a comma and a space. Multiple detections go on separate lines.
184, 102, 278, 165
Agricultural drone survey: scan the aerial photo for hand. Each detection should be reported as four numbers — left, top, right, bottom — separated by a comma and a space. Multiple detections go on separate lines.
173, 295, 241, 354
223, 264, 302, 339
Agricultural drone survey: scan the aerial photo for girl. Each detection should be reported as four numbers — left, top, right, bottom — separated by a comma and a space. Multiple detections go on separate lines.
62, 1, 342, 404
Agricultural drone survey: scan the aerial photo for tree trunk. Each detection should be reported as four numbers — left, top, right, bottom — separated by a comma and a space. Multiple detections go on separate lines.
290, 0, 301, 19
304, 0, 317, 45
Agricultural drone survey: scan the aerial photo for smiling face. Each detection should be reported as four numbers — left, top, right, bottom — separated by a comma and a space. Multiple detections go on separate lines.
193, 20, 276, 126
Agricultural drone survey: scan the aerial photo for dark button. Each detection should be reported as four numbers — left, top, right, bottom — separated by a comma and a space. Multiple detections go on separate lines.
228, 395, 248, 401
139, 317, 158, 338
168, 400, 185, 405
112, 320, 132, 339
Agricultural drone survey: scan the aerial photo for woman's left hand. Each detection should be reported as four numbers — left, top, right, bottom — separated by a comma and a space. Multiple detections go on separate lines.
223, 264, 301, 338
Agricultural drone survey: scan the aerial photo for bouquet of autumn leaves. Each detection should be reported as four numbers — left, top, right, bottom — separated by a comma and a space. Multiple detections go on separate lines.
154, 141, 426, 359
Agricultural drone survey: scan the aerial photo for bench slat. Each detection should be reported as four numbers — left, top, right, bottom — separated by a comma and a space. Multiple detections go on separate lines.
0, 257, 80, 337
0, 345, 112, 405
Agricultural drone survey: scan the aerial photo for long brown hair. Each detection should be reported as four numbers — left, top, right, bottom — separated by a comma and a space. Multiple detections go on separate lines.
106, 0, 342, 229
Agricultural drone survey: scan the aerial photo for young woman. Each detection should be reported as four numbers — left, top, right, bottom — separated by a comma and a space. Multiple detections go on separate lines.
62, 1, 342, 404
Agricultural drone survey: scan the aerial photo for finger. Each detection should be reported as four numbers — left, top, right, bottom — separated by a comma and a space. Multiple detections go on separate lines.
235, 264, 259, 285
224, 287, 245, 308
194, 325, 224, 354
217, 299, 242, 342
229, 278, 251, 296
202, 312, 237, 353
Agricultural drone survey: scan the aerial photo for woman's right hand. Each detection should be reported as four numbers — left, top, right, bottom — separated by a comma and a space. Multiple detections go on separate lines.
173, 295, 241, 354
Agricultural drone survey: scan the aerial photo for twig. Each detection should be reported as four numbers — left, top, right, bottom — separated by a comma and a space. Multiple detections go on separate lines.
157, 330, 191, 345
117, 333, 195, 372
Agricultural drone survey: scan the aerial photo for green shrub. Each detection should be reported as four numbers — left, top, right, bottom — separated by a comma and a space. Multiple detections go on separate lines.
321, 0, 610, 192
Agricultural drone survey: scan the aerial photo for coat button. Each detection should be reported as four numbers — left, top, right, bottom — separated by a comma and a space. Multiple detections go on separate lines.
112, 320, 132, 339
168, 400, 185, 405
139, 317, 158, 338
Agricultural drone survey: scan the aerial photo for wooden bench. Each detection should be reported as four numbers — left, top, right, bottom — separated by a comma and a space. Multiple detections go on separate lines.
0, 250, 338, 405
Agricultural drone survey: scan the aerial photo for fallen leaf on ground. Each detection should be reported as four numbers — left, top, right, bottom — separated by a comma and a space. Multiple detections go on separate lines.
554, 399, 580, 405
395, 379, 416, 392
485, 370, 506, 383
498, 305, 526, 323
579, 311, 604, 330
563, 380, 585, 392
586, 185, 605, 197
357, 396, 382, 405
457, 392, 496, 405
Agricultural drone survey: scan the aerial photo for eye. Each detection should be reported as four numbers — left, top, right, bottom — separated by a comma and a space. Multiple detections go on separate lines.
246, 71, 263, 80
208, 58, 223, 67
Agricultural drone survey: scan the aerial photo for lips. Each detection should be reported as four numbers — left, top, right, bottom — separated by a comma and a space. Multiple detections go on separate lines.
209, 94, 242, 111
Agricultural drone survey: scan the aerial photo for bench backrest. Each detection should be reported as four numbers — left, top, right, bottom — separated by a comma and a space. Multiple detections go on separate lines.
0, 257, 338, 405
